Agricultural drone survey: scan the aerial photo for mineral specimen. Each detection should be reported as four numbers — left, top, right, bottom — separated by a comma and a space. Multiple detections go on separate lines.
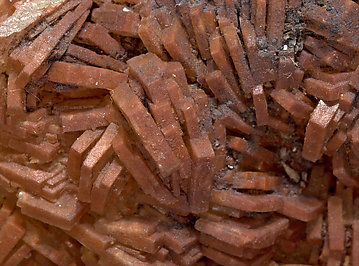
0, 0, 358, 265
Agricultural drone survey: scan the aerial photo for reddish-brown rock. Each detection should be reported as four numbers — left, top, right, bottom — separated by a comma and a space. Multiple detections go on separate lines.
162, 19, 207, 83
302, 101, 339, 162
66, 44, 126, 72
47, 61, 127, 90
211, 190, 283, 212
111, 83, 180, 180
267, 0, 286, 48
138, 15, 168, 61
209, 30, 240, 92
252, 85, 269, 126
221, 171, 281, 191
78, 123, 118, 202
17, 192, 86, 230
77, 22, 124, 58
221, 24, 254, 95
91, 4, 140, 37
327, 196, 345, 253
67, 129, 103, 181
206, 70, 246, 113
271, 88, 313, 121
0, 1, 359, 265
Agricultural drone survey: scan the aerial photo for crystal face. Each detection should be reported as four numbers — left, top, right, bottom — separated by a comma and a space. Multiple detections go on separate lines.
0, 0, 358, 265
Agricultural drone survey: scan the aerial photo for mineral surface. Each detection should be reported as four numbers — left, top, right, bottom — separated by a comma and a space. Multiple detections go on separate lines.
0, 0, 358, 265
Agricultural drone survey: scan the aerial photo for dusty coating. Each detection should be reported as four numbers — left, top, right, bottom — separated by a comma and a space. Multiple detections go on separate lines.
0, 0, 67, 38
0, 0, 67, 72
0, 0, 358, 265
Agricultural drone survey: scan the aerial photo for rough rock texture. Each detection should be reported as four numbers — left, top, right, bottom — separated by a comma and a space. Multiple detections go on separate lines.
0, 0, 358, 265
